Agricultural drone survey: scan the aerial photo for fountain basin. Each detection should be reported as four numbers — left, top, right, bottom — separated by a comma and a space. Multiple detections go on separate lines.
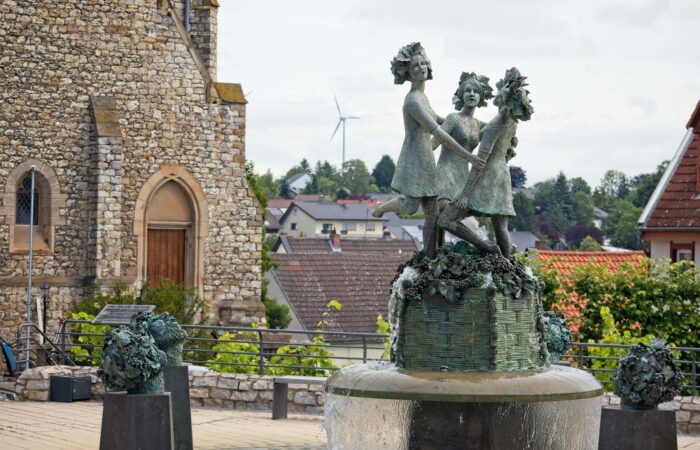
324, 363, 603, 450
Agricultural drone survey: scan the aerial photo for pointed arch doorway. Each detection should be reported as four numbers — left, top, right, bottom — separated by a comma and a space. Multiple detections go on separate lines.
134, 166, 208, 295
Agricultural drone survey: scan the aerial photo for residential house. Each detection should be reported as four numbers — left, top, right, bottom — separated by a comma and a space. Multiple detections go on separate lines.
278, 202, 385, 239
272, 235, 417, 254
639, 100, 700, 264
285, 173, 313, 195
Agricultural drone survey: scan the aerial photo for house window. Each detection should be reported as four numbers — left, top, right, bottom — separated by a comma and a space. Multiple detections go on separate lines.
671, 242, 694, 268
321, 223, 333, 234
366, 223, 376, 232
340, 223, 356, 234
16, 175, 39, 225
291, 223, 298, 230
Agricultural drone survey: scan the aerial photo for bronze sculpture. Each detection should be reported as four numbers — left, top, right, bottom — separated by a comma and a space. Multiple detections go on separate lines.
438, 68, 533, 258
372, 42, 485, 257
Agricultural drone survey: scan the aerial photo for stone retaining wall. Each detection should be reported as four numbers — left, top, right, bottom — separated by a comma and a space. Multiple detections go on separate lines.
9, 366, 700, 432
13, 366, 324, 414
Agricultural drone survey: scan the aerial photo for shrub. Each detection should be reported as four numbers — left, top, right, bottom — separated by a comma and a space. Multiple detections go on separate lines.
206, 330, 265, 374
69, 312, 111, 366
584, 306, 654, 391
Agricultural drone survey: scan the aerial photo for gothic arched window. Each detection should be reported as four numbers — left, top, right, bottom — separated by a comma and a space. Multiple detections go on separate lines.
16, 175, 39, 225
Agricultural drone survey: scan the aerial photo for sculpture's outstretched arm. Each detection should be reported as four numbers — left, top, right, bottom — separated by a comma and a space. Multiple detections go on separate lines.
432, 115, 454, 151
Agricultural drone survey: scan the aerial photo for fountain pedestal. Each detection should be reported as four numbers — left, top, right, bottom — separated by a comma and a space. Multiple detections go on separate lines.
325, 363, 603, 450
598, 407, 677, 450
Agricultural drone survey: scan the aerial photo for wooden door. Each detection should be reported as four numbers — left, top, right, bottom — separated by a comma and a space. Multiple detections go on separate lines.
147, 228, 186, 287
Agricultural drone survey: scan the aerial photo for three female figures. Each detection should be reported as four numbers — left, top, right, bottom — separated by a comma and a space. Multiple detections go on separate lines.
373, 42, 534, 259
371, 42, 486, 257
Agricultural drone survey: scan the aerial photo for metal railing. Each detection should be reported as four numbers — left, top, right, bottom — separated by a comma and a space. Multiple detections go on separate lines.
51, 320, 388, 376
24, 321, 699, 394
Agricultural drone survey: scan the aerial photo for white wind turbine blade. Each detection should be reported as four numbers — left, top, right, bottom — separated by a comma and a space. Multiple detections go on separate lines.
335, 96, 342, 116
331, 119, 342, 139
345, 116, 361, 120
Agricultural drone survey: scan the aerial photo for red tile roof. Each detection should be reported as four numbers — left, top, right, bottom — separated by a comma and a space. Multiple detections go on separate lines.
270, 252, 410, 335
645, 100, 700, 228
535, 251, 647, 332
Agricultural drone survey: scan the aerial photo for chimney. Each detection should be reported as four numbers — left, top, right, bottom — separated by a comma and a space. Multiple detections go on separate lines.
329, 228, 341, 251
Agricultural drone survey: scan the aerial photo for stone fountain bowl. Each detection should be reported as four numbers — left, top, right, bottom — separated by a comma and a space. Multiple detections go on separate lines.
324, 362, 603, 450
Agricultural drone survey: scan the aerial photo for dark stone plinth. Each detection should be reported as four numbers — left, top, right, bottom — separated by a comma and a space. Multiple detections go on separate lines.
408, 401, 598, 450
100, 392, 174, 450
164, 365, 193, 450
598, 407, 677, 450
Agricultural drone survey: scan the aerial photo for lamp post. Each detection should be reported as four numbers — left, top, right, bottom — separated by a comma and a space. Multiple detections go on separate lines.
40, 283, 49, 337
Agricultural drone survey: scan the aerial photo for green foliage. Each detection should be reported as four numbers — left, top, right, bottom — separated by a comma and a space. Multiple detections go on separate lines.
626, 161, 668, 208
603, 199, 643, 249
572, 191, 594, 226
72, 281, 205, 325
569, 177, 591, 195
372, 155, 396, 190
510, 192, 536, 232
585, 307, 654, 390
69, 312, 111, 366
244, 161, 268, 208
206, 331, 263, 374
566, 259, 699, 347
342, 159, 374, 194
262, 290, 291, 329
599, 170, 630, 199
208, 301, 341, 375
578, 236, 602, 251
376, 314, 390, 360
509, 166, 527, 188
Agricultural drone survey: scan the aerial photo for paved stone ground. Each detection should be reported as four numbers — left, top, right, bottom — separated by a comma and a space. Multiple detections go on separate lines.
0, 401, 326, 450
1, 400, 699, 449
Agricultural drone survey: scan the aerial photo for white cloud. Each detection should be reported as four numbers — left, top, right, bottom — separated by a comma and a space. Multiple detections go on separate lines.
217, 0, 700, 186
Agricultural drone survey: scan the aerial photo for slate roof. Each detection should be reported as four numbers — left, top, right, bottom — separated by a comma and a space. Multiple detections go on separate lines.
279, 201, 386, 223
510, 231, 539, 252
535, 250, 646, 332
270, 252, 410, 335
640, 99, 700, 229
286, 172, 311, 185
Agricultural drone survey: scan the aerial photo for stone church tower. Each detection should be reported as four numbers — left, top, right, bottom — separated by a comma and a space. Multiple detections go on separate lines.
0, 0, 264, 342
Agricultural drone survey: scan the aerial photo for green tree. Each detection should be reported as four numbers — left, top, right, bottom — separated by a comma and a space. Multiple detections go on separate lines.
257, 170, 280, 201
245, 160, 291, 328
572, 191, 594, 226
509, 166, 527, 189
599, 170, 630, 199
604, 199, 643, 249
342, 159, 374, 194
552, 172, 573, 222
569, 177, 592, 195
510, 192, 536, 231
578, 235, 602, 251
372, 155, 396, 191
545, 205, 568, 233
626, 161, 669, 208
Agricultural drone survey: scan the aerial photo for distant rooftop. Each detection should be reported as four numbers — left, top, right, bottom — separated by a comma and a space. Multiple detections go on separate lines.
270, 252, 410, 334
280, 201, 385, 223
274, 236, 416, 254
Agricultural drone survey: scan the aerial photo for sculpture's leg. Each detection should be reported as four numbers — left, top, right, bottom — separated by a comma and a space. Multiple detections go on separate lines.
421, 197, 438, 258
436, 199, 448, 248
492, 216, 511, 258
371, 196, 420, 218
438, 204, 499, 254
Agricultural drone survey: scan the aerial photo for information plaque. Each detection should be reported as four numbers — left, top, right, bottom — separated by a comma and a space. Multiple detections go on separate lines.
92, 304, 156, 325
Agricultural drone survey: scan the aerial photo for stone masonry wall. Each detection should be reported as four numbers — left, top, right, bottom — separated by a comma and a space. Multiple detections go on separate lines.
14, 366, 325, 414
0, 0, 263, 341
9, 366, 700, 432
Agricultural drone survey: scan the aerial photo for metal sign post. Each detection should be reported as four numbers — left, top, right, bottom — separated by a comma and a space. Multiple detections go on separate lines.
25, 165, 36, 370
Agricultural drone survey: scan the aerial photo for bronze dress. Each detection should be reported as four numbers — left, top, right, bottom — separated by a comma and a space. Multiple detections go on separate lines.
456, 113, 517, 217
390, 90, 439, 198
435, 113, 483, 201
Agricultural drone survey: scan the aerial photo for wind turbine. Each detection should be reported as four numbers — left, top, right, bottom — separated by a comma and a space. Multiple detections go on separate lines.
331, 96, 360, 168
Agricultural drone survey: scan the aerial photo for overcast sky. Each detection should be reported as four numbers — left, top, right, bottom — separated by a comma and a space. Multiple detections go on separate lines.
217, 0, 700, 187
